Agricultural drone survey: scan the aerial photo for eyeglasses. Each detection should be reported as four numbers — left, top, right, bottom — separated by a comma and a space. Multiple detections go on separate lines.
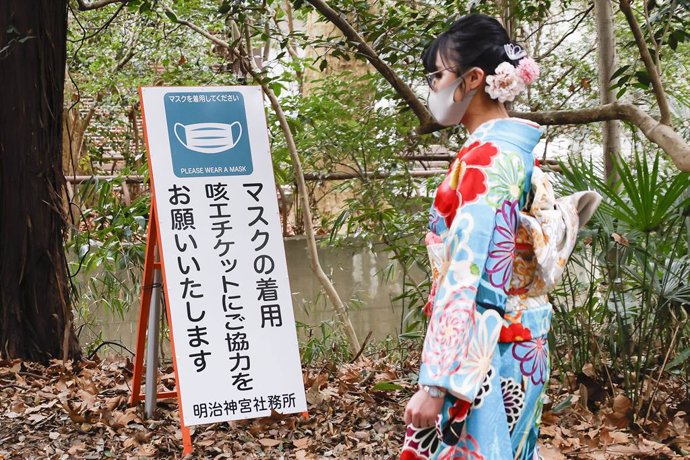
424, 66, 457, 89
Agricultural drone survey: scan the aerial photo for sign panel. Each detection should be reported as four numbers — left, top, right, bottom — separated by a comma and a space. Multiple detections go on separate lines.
140, 86, 306, 426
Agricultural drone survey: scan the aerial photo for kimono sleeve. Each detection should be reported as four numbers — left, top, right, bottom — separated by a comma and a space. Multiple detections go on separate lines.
419, 150, 519, 403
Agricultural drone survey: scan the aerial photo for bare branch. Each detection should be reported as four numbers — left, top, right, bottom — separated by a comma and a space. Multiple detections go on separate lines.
619, 0, 672, 125
524, 6, 593, 41
417, 120, 443, 135
276, 1, 304, 93
514, 103, 690, 171
163, 7, 242, 62
303, 169, 447, 180
304, 0, 435, 128
114, 15, 141, 72
75, 0, 125, 11
514, 103, 627, 125
643, 0, 662, 75
534, 5, 594, 61
545, 46, 596, 94
656, 0, 678, 70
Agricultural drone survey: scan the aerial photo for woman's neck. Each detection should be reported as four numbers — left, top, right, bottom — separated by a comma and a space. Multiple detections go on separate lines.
461, 98, 510, 134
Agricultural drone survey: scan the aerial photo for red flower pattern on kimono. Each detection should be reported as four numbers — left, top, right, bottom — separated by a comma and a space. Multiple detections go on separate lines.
499, 322, 533, 343
437, 432, 484, 460
400, 449, 427, 460
433, 141, 500, 228
448, 399, 470, 422
423, 284, 437, 318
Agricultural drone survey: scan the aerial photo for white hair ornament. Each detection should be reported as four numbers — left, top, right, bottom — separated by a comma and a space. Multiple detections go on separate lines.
503, 43, 527, 61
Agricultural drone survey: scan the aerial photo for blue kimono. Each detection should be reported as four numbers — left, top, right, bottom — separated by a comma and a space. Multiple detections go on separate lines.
401, 118, 552, 460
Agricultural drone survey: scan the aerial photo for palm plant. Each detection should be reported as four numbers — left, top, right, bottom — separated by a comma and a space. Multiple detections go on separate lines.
552, 148, 690, 419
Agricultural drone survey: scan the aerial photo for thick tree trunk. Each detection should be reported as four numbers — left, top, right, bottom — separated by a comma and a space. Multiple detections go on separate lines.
0, 0, 81, 361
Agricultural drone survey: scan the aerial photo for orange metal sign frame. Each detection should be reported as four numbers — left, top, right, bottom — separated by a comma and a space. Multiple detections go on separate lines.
129, 205, 193, 456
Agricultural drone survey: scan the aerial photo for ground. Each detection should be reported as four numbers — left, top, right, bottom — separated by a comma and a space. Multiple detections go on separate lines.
0, 352, 687, 459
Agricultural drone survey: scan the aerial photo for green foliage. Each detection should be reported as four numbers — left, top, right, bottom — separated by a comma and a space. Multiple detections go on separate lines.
66, 1, 233, 174
67, 176, 149, 329
551, 150, 690, 418
610, 2, 690, 103
298, 320, 353, 364
65, 1, 237, 333
275, 72, 436, 334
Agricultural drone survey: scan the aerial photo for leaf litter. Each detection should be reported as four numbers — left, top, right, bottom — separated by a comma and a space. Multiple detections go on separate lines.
0, 355, 687, 459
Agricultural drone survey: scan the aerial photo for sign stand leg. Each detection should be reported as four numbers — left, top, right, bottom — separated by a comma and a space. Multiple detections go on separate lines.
182, 425, 192, 455
144, 258, 162, 418
131, 204, 194, 455
130, 205, 158, 407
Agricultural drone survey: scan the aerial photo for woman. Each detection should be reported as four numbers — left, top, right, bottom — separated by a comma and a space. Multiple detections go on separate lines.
401, 14, 550, 460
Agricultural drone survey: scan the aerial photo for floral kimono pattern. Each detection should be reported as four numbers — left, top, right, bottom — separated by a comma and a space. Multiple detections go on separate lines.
401, 118, 551, 460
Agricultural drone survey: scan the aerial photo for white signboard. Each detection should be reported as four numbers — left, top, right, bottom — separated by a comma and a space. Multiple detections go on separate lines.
140, 86, 306, 426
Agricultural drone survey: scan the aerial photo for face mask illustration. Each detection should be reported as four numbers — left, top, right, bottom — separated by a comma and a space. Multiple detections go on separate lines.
427, 69, 478, 127
173, 121, 242, 154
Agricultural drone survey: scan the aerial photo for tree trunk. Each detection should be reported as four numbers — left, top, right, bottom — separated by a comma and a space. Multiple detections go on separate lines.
0, 0, 81, 361
595, 0, 622, 183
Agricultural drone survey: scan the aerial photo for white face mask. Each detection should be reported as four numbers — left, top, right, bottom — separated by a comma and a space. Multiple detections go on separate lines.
173, 121, 243, 154
427, 70, 477, 127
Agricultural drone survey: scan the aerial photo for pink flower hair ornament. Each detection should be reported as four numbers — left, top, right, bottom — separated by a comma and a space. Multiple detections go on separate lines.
485, 44, 540, 103
517, 57, 540, 85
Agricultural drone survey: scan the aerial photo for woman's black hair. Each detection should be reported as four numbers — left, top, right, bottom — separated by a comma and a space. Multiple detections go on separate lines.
422, 14, 524, 75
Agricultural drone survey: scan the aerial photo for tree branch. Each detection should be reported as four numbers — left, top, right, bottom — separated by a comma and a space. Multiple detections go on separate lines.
276, 1, 304, 93
166, 9, 241, 62
75, 0, 125, 11
513, 103, 690, 171
304, 0, 436, 128
114, 14, 141, 72
619, 0, 672, 125
545, 46, 596, 94
643, 0, 662, 76
534, 5, 594, 61
303, 0, 688, 171
166, 2, 690, 172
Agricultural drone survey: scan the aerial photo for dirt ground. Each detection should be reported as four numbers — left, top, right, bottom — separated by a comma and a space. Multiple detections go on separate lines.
0, 353, 687, 459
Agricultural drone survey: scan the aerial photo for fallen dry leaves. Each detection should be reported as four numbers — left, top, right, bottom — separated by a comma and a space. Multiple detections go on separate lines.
0, 355, 409, 459
0, 354, 688, 459
539, 367, 690, 460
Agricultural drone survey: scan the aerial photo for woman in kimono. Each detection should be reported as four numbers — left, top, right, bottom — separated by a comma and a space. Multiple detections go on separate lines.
400, 14, 550, 460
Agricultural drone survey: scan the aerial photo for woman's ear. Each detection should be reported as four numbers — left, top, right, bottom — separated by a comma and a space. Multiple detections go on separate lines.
453, 67, 485, 101
465, 67, 485, 91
